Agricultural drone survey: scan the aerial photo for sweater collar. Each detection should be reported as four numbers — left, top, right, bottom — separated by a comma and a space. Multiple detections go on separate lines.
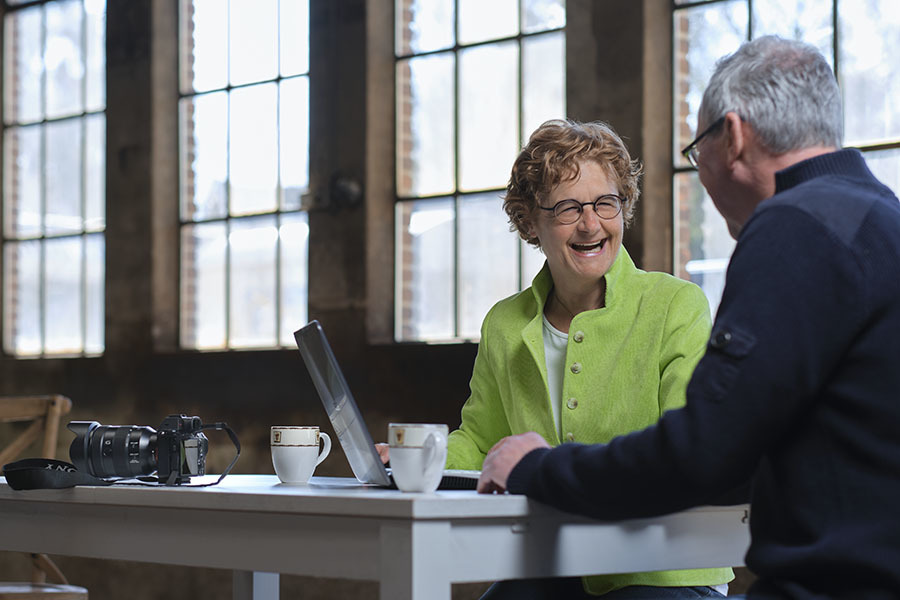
774, 148, 872, 194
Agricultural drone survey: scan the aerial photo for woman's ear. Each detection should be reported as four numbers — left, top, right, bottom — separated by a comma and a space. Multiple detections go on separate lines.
525, 221, 537, 242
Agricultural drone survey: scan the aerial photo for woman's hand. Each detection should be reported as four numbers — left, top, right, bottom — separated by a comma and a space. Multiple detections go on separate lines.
375, 443, 390, 464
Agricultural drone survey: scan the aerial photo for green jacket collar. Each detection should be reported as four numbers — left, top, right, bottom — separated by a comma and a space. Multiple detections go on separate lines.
528, 246, 636, 315
520, 247, 638, 429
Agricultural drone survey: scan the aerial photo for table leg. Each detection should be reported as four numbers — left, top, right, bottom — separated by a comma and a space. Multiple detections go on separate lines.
379, 521, 452, 600
233, 571, 279, 600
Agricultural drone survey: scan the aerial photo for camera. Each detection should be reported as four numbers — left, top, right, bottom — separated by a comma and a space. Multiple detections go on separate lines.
68, 414, 210, 485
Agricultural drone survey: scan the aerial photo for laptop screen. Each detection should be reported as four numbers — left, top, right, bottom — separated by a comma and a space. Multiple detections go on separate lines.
294, 321, 392, 486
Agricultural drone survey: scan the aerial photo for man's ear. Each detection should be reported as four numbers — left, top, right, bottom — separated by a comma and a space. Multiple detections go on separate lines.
723, 111, 745, 166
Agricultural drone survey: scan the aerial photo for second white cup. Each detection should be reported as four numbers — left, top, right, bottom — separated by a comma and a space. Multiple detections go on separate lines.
271, 426, 331, 484
388, 423, 448, 493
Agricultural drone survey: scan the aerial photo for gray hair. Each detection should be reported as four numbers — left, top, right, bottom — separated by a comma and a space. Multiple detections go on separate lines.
699, 35, 842, 153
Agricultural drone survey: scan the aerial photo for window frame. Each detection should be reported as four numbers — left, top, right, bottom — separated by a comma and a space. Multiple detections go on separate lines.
392, 0, 565, 343
176, 0, 311, 352
671, 0, 900, 314
0, 0, 107, 358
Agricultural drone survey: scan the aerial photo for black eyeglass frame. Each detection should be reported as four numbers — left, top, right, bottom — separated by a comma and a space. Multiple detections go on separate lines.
538, 194, 625, 225
681, 115, 726, 169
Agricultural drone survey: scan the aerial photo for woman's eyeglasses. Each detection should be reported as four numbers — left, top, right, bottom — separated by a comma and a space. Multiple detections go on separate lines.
539, 195, 625, 225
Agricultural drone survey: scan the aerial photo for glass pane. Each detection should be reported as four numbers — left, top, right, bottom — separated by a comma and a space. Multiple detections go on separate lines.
3, 240, 41, 355
395, 198, 454, 341
396, 53, 455, 197
85, 0, 106, 112
522, 32, 565, 142
84, 232, 104, 354
521, 239, 545, 286
673, 1, 748, 167
180, 92, 228, 221
522, 0, 565, 34
3, 7, 43, 124
180, 221, 226, 349
280, 0, 309, 76
279, 212, 309, 345
181, 0, 228, 93
840, 0, 900, 145
395, 0, 454, 55
44, 236, 83, 354
85, 114, 105, 231
45, 0, 84, 119
229, 215, 277, 348
459, 0, 518, 45
865, 148, 900, 195
230, 0, 278, 86
230, 83, 278, 215
673, 171, 734, 318
459, 41, 518, 191
279, 77, 309, 211
3, 125, 42, 238
458, 193, 518, 339
45, 118, 83, 236
752, 0, 832, 67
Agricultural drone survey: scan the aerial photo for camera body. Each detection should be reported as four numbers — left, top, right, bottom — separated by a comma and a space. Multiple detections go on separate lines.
68, 414, 209, 485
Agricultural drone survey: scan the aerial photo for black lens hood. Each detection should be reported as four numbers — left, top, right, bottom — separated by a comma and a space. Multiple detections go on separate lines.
67, 420, 100, 476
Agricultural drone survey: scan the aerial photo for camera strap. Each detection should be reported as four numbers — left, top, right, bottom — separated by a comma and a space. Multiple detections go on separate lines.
115, 420, 241, 487
163, 421, 241, 488
2, 458, 113, 489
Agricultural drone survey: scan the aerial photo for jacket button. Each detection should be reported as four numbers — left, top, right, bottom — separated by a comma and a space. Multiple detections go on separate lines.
570, 362, 582, 374
566, 397, 578, 410
572, 331, 585, 343
566, 432, 575, 442
711, 330, 733, 349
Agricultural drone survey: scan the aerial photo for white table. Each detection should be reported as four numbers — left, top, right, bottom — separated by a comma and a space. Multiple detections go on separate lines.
0, 474, 749, 600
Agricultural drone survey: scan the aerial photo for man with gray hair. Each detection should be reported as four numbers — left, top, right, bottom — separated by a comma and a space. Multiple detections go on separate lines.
477, 36, 900, 599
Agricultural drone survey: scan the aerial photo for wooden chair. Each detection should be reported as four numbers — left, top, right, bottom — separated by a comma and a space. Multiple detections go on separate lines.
0, 394, 89, 599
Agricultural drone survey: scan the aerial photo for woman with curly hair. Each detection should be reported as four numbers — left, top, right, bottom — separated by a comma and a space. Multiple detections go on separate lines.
451, 119, 733, 599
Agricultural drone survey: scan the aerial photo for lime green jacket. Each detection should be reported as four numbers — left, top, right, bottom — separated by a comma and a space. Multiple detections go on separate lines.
447, 248, 733, 594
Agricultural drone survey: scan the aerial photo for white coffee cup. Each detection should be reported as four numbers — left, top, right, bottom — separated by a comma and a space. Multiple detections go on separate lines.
271, 426, 331, 484
388, 423, 448, 493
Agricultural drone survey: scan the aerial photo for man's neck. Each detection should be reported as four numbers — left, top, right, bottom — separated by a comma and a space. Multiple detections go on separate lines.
729, 143, 837, 239
755, 145, 837, 200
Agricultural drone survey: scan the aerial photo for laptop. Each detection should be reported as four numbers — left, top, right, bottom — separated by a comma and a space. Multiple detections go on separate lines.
294, 320, 480, 490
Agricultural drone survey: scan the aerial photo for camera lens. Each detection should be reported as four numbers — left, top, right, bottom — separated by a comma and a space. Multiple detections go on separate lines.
68, 421, 157, 478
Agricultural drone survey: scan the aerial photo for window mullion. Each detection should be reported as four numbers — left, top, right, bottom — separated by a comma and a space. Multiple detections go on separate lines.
452, 0, 461, 339
516, 0, 525, 291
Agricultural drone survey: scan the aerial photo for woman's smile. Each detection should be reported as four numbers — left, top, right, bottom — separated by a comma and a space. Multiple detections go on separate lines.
569, 237, 607, 256
530, 159, 624, 291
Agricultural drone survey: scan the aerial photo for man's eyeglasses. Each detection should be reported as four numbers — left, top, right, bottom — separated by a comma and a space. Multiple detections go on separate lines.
681, 116, 725, 169
539, 195, 625, 225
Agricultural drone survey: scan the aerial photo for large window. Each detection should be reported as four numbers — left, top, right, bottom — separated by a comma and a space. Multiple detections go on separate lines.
394, 0, 565, 342
179, 0, 310, 350
673, 0, 900, 315
1, 0, 106, 357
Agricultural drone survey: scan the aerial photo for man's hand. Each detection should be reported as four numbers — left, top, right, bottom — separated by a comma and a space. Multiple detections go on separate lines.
477, 432, 550, 494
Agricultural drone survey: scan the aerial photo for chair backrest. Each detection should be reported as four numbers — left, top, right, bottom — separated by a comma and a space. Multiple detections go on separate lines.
0, 394, 72, 471
0, 394, 88, 596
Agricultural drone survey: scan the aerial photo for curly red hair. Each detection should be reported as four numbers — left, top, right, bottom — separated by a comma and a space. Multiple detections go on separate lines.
503, 119, 642, 247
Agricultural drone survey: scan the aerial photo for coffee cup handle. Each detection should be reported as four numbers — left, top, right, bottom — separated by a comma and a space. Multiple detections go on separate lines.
422, 432, 447, 477
317, 432, 332, 466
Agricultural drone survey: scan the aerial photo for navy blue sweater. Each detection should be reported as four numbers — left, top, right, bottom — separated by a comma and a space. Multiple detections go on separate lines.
508, 149, 900, 599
